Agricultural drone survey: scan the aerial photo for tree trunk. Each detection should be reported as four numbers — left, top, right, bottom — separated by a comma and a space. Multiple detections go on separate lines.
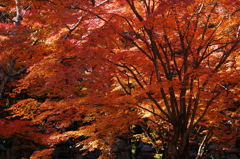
169, 129, 190, 159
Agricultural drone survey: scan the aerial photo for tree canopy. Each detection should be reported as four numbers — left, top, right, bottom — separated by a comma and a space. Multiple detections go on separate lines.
0, 0, 239, 159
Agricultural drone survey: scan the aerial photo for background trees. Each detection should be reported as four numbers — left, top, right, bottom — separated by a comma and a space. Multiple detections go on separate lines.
0, 0, 239, 159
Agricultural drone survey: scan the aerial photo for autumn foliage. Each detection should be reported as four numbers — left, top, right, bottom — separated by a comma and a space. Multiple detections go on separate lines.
0, 0, 239, 159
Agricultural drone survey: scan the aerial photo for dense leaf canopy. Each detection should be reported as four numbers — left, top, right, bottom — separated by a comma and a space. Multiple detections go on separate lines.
0, 0, 239, 158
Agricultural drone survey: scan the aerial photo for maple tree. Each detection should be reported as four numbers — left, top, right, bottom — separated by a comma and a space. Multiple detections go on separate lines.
0, 0, 239, 159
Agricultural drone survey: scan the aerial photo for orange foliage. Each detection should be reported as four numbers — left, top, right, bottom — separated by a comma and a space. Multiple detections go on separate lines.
0, 0, 239, 159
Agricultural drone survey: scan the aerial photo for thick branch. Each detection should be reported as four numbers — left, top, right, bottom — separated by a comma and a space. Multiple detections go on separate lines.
14, 0, 23, 26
